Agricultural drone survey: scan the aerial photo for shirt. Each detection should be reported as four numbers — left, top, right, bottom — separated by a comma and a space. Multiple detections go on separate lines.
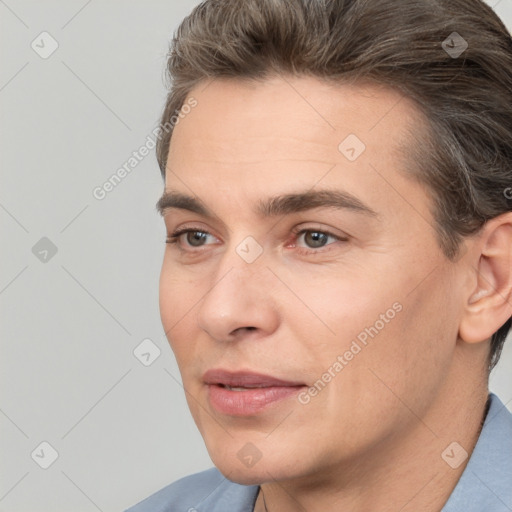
125, 392, 512, 511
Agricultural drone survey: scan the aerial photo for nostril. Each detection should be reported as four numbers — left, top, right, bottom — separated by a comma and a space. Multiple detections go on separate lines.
230, 326, 258, 337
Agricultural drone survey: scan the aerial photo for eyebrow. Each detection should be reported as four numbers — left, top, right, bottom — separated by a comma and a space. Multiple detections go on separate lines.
156, 189, 378, 220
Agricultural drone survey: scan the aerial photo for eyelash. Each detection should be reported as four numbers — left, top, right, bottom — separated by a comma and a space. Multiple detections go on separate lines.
165, 226, 347, 255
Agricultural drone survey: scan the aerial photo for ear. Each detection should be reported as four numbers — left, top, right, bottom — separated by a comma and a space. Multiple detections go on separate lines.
459, 212, 512, 344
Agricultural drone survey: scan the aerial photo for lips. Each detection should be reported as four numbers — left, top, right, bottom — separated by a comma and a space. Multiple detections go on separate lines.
203, 369, 305, 388
203, 369, 307, 415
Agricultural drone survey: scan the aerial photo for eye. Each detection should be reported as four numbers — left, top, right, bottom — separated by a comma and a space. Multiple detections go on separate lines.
166, 227, 216, 249
165, 226, 348, 255
291, 227, 348, 254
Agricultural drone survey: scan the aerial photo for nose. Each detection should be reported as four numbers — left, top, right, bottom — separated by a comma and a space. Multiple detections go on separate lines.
196, 248, 280, 343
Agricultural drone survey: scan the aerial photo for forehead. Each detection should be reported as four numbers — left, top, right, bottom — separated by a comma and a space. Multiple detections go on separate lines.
164, 75, 433, 226
167, 76, 423, 178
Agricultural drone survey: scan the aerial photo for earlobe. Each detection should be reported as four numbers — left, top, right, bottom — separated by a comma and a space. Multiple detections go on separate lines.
458, 213, 512, 344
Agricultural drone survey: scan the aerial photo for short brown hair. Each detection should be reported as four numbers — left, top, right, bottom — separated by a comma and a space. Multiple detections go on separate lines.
156, 0, 512, 369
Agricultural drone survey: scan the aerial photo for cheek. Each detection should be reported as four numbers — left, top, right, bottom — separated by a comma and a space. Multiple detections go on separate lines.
158, 264, 176, 334
158, 260, 196, 359
287, 259, 457, 400
158, 258, 220, 386
159, 256, 199, 328
350, 270, 460, 417
283, 265, 398, 352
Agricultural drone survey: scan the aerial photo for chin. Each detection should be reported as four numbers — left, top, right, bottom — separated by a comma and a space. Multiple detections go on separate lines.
207, 452, 263, 484
222, 468, 267, 486
209, 448, 304, 486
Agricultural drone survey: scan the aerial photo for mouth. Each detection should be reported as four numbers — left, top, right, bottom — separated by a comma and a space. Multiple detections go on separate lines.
219, 384, 270, 391
203, 369, 307, 416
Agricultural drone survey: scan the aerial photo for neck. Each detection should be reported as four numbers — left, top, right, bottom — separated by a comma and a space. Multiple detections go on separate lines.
254, 380, 489, 512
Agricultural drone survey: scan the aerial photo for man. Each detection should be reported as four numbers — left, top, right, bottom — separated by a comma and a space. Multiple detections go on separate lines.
126, 0, 512, 510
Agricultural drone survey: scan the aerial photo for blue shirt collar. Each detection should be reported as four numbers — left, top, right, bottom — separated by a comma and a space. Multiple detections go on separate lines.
441, 392, 512, 511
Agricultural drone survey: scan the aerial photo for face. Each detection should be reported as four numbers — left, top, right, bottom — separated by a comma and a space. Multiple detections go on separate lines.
158, 75, 467, 485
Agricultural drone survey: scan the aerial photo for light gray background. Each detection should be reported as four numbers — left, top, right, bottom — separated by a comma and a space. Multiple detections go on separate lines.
1, 1, 511, 511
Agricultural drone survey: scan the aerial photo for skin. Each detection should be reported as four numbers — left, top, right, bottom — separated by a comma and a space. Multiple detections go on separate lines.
158, 75, 512, 512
